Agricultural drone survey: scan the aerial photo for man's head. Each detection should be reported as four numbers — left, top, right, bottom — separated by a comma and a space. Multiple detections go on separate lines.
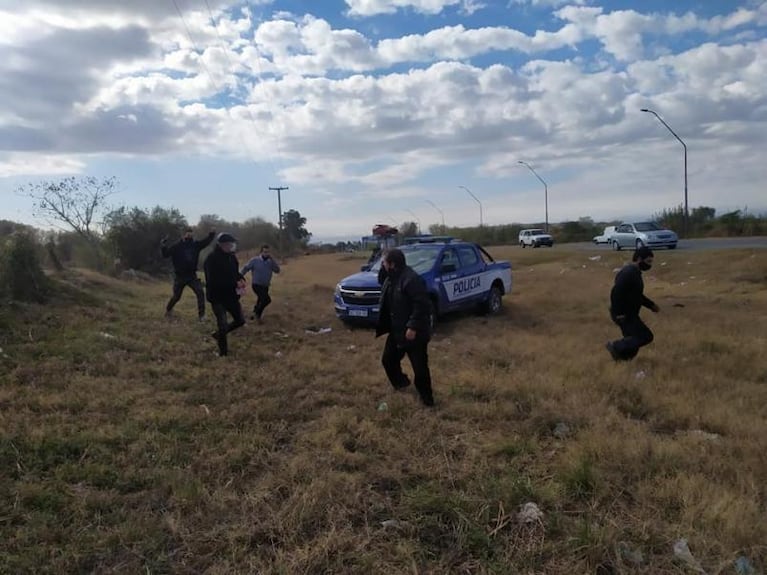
260, 244, 271, 258
382, 248, 406, 273
217, 232, 237, 253
632, 246, 654, 271
183, 227, 194, 241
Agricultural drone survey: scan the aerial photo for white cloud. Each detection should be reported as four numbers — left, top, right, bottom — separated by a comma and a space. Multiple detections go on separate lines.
344, 0, 461, 17
0, 153, 85, 178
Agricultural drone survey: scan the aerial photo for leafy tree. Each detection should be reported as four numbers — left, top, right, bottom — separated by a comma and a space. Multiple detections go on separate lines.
104, 206, 188, 274
282, 209, 311, 245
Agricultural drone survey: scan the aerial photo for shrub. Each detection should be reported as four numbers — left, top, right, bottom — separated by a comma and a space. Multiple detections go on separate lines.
0, 232, 49, 302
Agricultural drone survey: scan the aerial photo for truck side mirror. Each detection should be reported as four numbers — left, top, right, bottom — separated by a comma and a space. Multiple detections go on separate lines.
360, 264, 371, 272
440, 263, 456, 274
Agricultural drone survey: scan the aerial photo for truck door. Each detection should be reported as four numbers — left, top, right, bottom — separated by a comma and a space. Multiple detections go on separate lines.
455, 244, 486, 306
436, 248, 461, 311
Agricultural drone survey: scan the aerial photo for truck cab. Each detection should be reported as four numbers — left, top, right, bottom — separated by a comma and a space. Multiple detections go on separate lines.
334, 238, 512, 325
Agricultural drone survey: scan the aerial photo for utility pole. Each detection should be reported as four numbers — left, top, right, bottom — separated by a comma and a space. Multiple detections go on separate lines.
269, 186, 289, 255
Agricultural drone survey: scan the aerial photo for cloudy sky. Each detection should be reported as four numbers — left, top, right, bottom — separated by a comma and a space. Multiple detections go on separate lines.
1, 0, 765, 241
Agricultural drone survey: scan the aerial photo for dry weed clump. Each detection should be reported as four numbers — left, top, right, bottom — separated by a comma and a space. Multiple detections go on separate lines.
1, 245, 765, 574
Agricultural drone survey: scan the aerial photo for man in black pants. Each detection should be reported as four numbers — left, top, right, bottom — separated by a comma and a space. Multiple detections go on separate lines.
606, 246, 660, 361
161, 227, 215, 321
376, 248, 435, 407
203, 233, 246, 357
240, 244, 281, 323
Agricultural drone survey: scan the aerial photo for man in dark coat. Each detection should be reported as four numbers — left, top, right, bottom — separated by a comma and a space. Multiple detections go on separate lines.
203, 233, 246, 357
376, 248, 435, 407
606, 246, 660, 361
161, 227, 215, 321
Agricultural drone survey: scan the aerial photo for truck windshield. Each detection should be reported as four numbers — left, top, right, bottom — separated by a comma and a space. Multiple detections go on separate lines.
369, 245, 443, 275
634, 222, 660, 231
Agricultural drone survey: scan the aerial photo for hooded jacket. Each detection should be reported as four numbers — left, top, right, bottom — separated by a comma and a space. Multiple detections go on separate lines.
610, 264, 656, 318
203, 246, 243, 304
376, 265, 432, 344
161, 232, 215, 276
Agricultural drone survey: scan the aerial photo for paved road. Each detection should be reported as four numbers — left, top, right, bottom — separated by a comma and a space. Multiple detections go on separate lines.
567, 236, 767, 251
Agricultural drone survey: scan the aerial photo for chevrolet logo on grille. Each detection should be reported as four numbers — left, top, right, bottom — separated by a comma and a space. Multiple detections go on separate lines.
353, 291, 369, 298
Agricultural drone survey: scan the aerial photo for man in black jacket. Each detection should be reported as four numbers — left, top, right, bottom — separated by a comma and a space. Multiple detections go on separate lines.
606, 246, 660, 361
204, 233, 246, 357
376, 248, 435, 407
161, 227, 215, 321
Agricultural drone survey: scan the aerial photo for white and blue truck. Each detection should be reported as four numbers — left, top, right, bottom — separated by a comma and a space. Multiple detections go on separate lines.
334, 237, 512, 325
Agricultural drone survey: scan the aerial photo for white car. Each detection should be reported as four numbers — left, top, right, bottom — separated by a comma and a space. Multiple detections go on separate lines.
593, 226, 617, 244
611, 222, 678, 251
518, 229, 554, 248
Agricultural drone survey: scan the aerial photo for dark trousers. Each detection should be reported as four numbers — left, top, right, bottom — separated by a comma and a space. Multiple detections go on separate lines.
166, 274, 205, 317
382, 334, 434, 404
251, 284, 272, 318
211, 299, 245, 356
611, 314, 654, 360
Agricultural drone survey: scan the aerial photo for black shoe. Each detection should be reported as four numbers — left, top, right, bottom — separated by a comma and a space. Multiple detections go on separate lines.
393, 376, 411, 390
421, 396, 435, 407
605, 341, 620, 362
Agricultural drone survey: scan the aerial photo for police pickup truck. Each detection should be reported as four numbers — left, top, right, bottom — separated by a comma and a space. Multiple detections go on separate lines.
334, 238, 512, 325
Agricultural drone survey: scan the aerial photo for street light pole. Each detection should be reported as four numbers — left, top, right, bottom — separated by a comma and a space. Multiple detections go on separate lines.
641, 108, 688, 237
458, 185, 483, 226
268, 186, 288, 254
425, 199, 445, 228
518, 161, 549, 232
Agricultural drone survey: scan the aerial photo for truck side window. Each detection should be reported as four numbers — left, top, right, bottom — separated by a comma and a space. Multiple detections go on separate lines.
440, 249, 458, 272
457, 246, 478, 268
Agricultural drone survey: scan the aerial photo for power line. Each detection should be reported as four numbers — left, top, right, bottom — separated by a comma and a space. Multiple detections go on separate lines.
200, 0, 287, 177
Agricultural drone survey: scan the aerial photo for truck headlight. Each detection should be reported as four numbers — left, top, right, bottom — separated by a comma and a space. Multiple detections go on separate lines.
334, 283, 341, 296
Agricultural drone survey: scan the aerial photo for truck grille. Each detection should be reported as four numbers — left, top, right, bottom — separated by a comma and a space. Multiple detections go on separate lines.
340, 287, 380, 306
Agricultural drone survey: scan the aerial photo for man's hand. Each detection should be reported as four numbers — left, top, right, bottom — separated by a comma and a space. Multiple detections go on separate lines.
405, 328, 416, 341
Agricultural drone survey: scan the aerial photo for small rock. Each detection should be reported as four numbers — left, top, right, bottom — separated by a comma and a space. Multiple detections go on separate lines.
672, 538, 706, 573
688, 429, 721, 441
552, 422, 571, 439
377, 401, 388, 412
517, 502, 544, 524
734, 555, 756, 575
347, 345, 356, 351
99, 332, 116, 339
613, 267, 622, 273
589, 255, 602, 261
380, 519, 409, 530
635, 370, 647, 380
617, 542, 644, 565
275, 351, 283, 358
661, 262, 667, 266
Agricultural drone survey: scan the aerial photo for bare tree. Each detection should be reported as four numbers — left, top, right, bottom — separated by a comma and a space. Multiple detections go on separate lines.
19, 176, 117, 244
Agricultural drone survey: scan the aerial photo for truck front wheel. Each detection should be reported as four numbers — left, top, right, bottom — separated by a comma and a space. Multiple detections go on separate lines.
482, 284, 503, 315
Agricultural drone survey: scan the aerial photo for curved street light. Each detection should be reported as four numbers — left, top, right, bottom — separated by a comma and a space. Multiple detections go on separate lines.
641, 108, 689, 237
458, 185, 483, 226
517, 161, 549, 232
425, 199, 445, 228
405, 209, 421, 234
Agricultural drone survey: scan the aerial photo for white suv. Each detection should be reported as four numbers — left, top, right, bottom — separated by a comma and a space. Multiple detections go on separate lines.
518, 228, 554, 248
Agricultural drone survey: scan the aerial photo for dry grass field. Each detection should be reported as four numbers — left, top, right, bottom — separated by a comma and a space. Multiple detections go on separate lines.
1, 244, 766, 574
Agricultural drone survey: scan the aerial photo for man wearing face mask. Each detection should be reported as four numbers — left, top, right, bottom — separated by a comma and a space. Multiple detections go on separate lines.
204, 233, 246, 357
161, 227, 216, 321
606, 246, 660, 361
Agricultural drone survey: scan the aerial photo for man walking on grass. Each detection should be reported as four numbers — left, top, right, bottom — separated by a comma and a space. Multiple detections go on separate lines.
204, 233, 246, 357
161, 227, 215, 321
240, 244, 281, 323
376, 248, 435, 407
606, 246, 660, 361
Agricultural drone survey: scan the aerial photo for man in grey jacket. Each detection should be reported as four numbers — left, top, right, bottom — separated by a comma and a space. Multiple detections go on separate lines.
240, 244, 281, 323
